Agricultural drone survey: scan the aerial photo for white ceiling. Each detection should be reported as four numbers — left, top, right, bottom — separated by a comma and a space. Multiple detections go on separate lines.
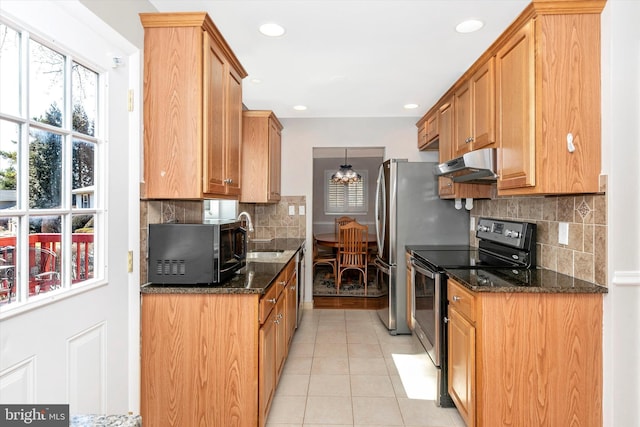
148, 0, 529, 119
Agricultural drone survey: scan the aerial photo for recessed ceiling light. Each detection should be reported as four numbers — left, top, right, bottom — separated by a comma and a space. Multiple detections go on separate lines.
259, 22, 286, 37
293, 105, 307, 111
404, 103, 419, 110
250, 78, 262, 84
456, 19, 484, 33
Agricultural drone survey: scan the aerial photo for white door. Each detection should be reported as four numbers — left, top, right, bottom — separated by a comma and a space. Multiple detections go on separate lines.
0, 1, 139, 415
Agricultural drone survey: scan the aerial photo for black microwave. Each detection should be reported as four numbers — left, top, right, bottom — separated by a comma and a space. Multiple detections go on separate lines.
148, 221, 246, 285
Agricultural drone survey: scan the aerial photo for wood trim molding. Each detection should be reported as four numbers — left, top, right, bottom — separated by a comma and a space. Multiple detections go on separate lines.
612, 271, 640, 286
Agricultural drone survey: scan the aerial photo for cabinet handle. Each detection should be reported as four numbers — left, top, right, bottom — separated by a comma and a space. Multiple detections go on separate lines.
279, 280, 286, 286
267, 298, 277, 304
444, 316, 450, 323
452, 295, 461, 302
274, 318, 280, 324
224, 178, 233, 184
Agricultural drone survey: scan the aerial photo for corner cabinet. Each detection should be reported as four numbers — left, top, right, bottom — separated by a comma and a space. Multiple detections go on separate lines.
140, 12, 247, 199
495, 3, 604, 195
240, 111, 283, 203
447, 278, 603, 427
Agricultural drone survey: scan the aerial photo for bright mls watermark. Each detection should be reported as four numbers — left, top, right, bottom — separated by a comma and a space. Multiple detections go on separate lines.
1, 405, 68, 426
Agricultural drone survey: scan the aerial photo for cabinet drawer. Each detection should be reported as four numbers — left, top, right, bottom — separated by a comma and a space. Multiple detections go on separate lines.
259, 283, 279, 324
448, 279, 476, 322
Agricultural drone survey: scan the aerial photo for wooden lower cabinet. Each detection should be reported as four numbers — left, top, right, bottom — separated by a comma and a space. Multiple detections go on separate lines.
447, 278, 603, 427
142, 256, 299, 427
259, 302, 277, 427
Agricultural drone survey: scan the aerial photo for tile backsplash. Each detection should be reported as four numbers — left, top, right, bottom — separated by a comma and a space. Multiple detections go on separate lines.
240, 196, 307, 240
470, 194, 607, 286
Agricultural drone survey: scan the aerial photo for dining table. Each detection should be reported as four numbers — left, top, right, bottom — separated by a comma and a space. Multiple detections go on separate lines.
314, 232, 378, 248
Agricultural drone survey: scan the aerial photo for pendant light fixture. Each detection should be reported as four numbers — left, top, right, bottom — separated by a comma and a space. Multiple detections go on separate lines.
330, 148, 361, 184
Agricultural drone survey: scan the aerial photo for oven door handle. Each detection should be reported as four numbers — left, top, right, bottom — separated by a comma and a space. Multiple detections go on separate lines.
410, 259, 435, 279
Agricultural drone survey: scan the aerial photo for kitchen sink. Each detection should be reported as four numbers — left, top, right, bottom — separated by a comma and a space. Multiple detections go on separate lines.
246, 250, 295, 262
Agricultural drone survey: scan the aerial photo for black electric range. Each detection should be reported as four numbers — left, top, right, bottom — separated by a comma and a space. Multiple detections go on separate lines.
406, 217, 536, 407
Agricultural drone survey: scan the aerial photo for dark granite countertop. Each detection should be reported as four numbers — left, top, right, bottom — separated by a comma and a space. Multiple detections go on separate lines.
446, 267, 608, 294
141, 238, 305, 295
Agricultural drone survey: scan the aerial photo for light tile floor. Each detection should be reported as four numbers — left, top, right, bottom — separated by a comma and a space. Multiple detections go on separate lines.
266, 308, 466, 427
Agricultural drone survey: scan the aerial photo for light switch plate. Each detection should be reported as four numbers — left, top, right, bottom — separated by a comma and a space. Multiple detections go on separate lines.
470, 217, 475, 231
299, 205, 305, 215
288, 205, 295, 215
559, 222, 569, 245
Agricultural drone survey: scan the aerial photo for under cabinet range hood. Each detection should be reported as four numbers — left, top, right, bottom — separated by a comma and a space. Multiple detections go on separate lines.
433, 147, 497, 183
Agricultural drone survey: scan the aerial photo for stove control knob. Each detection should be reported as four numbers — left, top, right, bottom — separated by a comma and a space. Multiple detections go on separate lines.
505, 229, 520, 238
478, 225, 490, 232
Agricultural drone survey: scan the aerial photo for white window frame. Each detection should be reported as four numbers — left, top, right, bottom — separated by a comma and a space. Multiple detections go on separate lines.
324, 169, 368, 215
0, 17, 106, 316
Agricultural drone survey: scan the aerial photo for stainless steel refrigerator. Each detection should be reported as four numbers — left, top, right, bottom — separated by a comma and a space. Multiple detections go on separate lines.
374, 159, 469, 334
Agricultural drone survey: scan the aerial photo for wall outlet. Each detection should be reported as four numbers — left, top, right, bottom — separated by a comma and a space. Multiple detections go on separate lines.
288, 205, 295, 215
470, 217, 475, 231
298, 205, 305, 215
558, 222, 569, 245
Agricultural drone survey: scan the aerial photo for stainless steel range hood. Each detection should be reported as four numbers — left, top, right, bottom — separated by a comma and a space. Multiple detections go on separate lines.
433, 147, 497, 183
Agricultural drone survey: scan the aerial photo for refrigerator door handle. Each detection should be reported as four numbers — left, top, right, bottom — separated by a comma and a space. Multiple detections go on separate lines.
375, 163, 386, 258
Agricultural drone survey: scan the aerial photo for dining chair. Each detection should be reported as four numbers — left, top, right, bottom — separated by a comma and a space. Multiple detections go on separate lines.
312, 238, 337, 282
334, 216, 355, 235
336, 221, 368, 295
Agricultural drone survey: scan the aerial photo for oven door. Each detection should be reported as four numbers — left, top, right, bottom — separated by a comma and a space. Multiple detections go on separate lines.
411, 257, 442, 367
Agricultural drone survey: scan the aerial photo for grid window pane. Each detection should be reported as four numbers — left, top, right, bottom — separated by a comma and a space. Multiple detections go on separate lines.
29, 129, 62, 209
28, 215, 62, 296
0, 216, 17, 305
0, 120, 19, 210
72, 62, 97, 136
0, 24, 21, 117
72, 139, 95, 206
30, 40, 65, 127
72, 214, 94, 284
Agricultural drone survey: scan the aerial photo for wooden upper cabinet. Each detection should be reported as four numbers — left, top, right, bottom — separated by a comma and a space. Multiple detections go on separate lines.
140, 12, 247, 199
417, 111, 439, 151
454, 57, 496, 158
471, 58, 496, 150
241, 111, 283, 203
496, 5, 603, 195
453, 81, 472, 157
439, 96, 493, 200
423, 0, 604, 197
496, 20, 535, 192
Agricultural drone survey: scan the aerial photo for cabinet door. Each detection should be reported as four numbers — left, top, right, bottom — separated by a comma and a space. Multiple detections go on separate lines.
426, 113, 439, 144
203, 32, 227, 196
496, 19, 535, 191
225, 67, 243, 196
259, 308, 277, 427
453, 81, 472, 157
268, 119, 282, 201
438, 98, 456, 196
448, 307, 475, 427
471, 57, 496, 150
275, 295, 287, 382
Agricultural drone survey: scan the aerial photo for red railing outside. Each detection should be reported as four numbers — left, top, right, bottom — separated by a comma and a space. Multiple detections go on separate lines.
0, 233, 94, 303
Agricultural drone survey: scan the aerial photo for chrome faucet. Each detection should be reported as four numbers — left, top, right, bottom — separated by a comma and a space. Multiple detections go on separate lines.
237, 211, 254, 232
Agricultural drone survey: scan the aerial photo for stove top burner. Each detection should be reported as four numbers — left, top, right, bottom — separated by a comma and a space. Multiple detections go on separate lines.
411, 218, 537, 271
